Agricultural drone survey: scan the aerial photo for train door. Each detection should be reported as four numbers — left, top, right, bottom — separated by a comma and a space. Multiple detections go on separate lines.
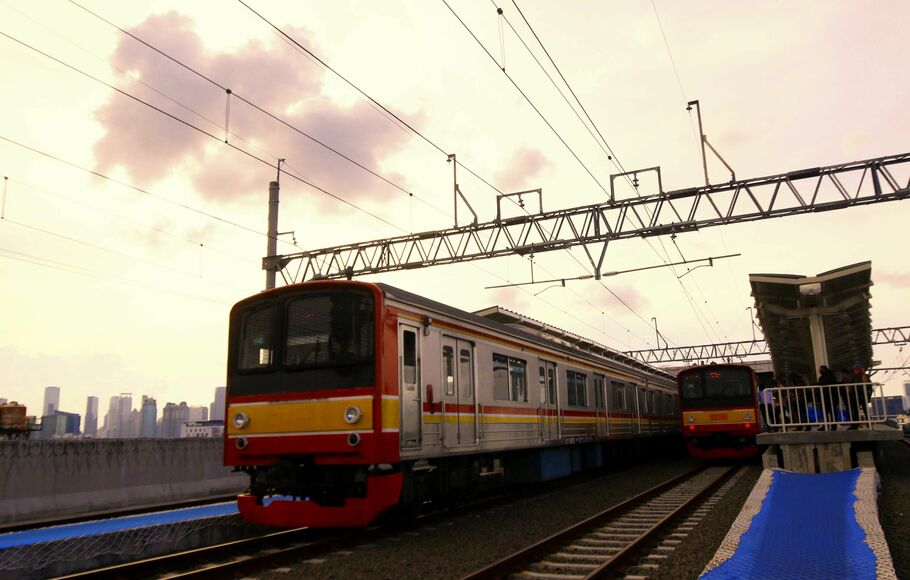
399, 323, 422, 449
538, 360, 559, 440
594, 374, 608, 437
441, 337, 477, 446
633, 384, 642, 433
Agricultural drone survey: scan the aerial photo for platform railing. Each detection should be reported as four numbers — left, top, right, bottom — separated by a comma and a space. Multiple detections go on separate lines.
761, 382, 888, 432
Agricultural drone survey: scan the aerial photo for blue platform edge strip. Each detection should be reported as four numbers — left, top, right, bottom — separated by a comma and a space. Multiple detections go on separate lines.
0, 502, 238, 550
702, 469, 877, 580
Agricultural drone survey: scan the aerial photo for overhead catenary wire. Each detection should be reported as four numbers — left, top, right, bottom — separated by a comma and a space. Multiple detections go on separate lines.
65, 0, 450, 221
234, 0, 506, 197
0, 30, 404, 233
502, 2, 715, 342
440, 0, 612, 198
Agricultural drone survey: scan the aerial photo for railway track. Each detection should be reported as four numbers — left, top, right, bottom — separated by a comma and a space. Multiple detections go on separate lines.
57, 525, 343, 579
0, 494, 239, 534
462, 466, 739, 580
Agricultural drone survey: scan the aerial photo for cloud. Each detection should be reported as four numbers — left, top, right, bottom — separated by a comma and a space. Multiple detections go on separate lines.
92, 12, 412, 209
494, 147, 551, 192
878, 270, 910, 288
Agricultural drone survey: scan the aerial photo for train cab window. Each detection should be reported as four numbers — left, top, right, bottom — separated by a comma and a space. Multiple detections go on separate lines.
239, 307, 273, 369
567, 371, 588, 407
493, 354, 528, 402
678, 366, 754, 409
285, 292, 374, 367
611, 381, 625, 411
459, 349, 474, 399
402, 330, 417, 384
443, 346, 455, 396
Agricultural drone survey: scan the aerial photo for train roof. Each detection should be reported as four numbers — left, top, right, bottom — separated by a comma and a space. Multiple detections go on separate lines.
375, 283, 674, 382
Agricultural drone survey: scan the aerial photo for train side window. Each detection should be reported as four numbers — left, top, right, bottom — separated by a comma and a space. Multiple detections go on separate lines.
567, 371, 588, 407
443, 346, 455, 396
459, 348, 473, 399
402, 330, 417, 384
611, 381, 625, 411
510, 358, 528, 402
239, 307, 273, 369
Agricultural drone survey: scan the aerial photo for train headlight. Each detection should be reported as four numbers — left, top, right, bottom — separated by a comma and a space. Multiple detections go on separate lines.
233, 412, 250, 429
743, 413, 752, 421
344, 406, 363, 424
687, 415, 696, 423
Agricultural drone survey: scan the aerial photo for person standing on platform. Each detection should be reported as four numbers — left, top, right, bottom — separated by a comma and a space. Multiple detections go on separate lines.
817, 365, 838, 427
760, 381, 777, 428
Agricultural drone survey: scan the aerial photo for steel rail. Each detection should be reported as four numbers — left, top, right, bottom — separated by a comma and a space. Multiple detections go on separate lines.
0, 493, 238, 534
57, 526, 331, 579
460, 465, 721, 579
586, 467, 738, 578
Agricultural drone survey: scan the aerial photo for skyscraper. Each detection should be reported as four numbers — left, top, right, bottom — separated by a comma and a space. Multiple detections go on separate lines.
188, 406, 208, 422
84, 396, 99, 437
161, 402, 190, 438
210, 387, 226, 422
140, 396, 157, 438
43, 386, 60, 416
105, 393, 133, 438
903, 381, 910, 412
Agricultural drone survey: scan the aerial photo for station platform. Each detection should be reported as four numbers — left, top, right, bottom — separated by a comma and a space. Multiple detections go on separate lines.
0, 501, 237, 549
701, 468, 896, 579
758, 424, 902, 473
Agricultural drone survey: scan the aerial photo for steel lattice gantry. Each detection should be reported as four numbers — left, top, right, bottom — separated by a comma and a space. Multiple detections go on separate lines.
623, 326, 910, 364
265, 151, 910, 282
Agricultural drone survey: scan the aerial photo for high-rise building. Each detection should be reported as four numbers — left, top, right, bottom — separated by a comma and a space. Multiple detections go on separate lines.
210, 387, 226, 422
58, 411, 81, 435
84, 396, 99, 437
43, 386, 60, 416
903, 381, 910, 412
188, 406, 208, 423
104, 393, 134, 438
0, 398, 7, 405
140, 396, 157, 438
161, 402, 190, 438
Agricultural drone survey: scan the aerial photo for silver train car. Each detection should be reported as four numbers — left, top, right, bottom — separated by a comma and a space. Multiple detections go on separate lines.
224, 281, 680, 527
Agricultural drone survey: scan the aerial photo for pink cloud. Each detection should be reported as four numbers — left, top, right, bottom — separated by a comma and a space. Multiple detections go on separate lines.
92, 12, 412, 209
494, 147, 551, 192
878, 270, 910, 288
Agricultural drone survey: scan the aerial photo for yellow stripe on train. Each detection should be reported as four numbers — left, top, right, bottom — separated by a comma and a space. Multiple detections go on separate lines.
227, 397, 378, 435
683, 409, 755, 426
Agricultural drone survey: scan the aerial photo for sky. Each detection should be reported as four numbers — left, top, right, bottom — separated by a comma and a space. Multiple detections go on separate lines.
1, 0, 908, 419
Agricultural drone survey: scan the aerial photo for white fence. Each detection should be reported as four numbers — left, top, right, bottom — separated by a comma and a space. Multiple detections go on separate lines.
761, 382, 888, 431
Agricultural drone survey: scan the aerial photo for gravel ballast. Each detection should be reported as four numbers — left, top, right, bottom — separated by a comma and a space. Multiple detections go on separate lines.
260, 454, 701, 579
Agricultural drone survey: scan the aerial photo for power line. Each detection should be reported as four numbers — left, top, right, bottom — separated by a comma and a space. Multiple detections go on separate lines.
0, 246, 232, 305
440, 0, 611, 197
234, 0, 506, 197
0, 30, 402, 232
4, 176, 263, 269
65, 0, 450, 220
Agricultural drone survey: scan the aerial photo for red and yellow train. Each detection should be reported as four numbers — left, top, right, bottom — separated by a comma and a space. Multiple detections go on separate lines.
676, 363, 762, 459
224, 281, 680, 527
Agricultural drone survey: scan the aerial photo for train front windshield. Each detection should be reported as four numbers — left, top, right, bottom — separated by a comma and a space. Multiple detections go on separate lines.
231, 289, 376, 396
678, 367, 754, 410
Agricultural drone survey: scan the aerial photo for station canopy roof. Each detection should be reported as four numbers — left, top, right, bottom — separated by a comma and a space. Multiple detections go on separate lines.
749, 261, 873, 385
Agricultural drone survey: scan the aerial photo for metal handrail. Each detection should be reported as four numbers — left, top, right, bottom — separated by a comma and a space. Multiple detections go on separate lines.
761, 382, 887, 432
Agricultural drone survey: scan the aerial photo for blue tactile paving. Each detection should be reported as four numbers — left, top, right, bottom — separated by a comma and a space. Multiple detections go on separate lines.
0, 502, 238, 550
702, 470, 877, 579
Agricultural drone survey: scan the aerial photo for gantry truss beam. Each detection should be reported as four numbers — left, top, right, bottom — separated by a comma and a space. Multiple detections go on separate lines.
624, 326, 910, 364
266, 151, 910, 282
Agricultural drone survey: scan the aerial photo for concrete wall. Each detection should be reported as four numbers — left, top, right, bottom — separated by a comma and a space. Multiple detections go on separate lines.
0, 438, 246, 525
